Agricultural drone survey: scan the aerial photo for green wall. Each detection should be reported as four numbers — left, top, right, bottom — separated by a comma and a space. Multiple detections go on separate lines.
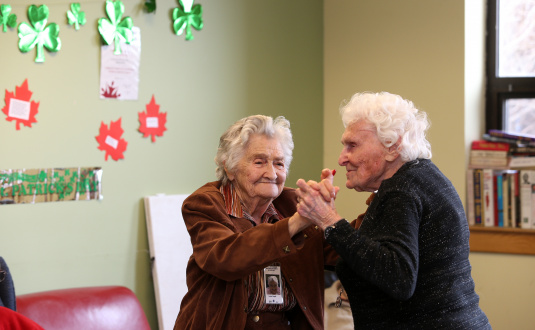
0, 1, 323, 328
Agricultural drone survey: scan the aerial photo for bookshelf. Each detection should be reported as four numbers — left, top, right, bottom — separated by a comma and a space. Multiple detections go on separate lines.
468, 137, 535, 256
469, 226, 535, 255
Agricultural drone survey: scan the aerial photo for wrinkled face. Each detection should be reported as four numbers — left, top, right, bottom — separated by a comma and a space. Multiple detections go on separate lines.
268, 280, 278, 294
227, 134, 287, 209
338, 120, 391, 192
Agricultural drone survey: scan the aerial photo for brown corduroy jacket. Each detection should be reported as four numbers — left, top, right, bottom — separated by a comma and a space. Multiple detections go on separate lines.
174, 181, 338, 330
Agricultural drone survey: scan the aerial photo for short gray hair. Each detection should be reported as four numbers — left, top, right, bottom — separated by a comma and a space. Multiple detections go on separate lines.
268, 276, 278, 284
215, 115, 294, 184
340, 92, 432, 162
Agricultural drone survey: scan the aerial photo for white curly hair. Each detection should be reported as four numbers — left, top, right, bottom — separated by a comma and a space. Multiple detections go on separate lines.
340, 92, 432, 161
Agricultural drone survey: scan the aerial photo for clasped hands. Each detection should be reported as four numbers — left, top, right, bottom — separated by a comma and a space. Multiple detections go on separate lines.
295, 168, 342, 230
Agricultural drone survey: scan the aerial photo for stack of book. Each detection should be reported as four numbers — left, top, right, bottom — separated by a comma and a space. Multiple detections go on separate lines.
467, 130, 535, 229
483, 129, 535, 168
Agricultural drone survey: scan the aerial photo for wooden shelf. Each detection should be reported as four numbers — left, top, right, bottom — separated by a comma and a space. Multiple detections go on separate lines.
469, 226, 535, 255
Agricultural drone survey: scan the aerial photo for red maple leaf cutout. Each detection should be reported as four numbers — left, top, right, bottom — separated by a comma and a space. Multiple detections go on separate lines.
101, 81, 121, 98
138, 95, 167, 142
2, 79, 39, 130
95, 118, 128, 161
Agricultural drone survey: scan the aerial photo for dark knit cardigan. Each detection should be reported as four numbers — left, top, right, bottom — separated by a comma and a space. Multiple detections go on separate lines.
0, 257, 16, 311
328, 159, 491, 329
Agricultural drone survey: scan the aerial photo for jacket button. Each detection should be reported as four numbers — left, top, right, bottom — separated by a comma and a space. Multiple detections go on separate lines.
303, 306, 307, 310
282, 246, 290, 253
304, 234, 308, 238
253, 315, 260, 322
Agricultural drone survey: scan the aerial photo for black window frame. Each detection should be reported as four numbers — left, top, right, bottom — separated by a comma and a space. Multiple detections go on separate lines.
485, 0, 535, 131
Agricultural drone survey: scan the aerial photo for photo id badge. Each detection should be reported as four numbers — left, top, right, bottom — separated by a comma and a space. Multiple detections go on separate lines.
264, 264, 283, 304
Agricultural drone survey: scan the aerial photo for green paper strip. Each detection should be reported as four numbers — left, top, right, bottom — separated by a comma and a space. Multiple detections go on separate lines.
0, 167, 103, 204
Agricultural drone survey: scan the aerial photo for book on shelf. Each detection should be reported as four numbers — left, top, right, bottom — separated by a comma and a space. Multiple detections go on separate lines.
504, 170, 520, 227
470, 157, 509, 167
488, 129, 535, 144
471, 140, 510, 152
494, 172, 503, 227
466, 169, 475, 226
508, 156, 535, 168
473, 169, 483, 226
482, 169, 495, 227
532, 184, 535, 229
503, 172, 510, 226
482, 133, 520, 145
519, 170, 535, 229
470, 150, 508, 158
510, 144, 535, 156
514, 171, 521, 227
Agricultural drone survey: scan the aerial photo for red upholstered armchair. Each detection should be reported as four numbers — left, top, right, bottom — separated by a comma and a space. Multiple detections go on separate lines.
16, 286, 151, 330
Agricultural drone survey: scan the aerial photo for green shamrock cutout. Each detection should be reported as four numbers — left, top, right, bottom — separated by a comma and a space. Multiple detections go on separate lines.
173, 0, 203, 41
98, 0, 133, 55
144, 0, 156, 13
18, 5, 61, 63
67, 3, 86, 30
0, 4, 17, 32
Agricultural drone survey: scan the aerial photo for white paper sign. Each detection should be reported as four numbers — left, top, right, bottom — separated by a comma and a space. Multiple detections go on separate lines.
8, 99, 31, 120
100, 27, 141, 100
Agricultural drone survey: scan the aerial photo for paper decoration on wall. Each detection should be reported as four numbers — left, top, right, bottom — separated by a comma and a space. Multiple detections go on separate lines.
96, 118, 128, 161
18, 5, 61, 62
101, 81, 120, 98
173, 0, 203, 41
98, 0, 133, 55
0, 4, 17, 32
2, 79, 39, 130
144, 0, 156, 13
139, 95, 167, 142
100, 26, 141, 100
0, 167, 103, 205
67, 3, 86, 30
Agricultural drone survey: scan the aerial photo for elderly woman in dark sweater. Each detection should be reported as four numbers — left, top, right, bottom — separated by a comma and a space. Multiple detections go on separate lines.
296, 92, 491, 329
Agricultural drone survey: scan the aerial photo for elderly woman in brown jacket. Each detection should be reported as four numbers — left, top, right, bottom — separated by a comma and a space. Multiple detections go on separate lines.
174, 115, 337, 330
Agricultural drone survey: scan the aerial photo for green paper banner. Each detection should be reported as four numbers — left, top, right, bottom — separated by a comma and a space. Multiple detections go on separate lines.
0, 167, 102, 205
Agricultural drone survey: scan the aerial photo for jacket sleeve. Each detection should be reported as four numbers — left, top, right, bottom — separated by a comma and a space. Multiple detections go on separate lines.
182, 189, 304, 282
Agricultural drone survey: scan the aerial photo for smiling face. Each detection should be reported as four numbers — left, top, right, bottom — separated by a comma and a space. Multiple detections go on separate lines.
268, 279, 279, 294
338, 120, 401, 192
227, 134, 287, 212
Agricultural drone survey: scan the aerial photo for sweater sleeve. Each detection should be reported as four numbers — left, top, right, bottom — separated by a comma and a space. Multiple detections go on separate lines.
182, 188, 303, 282
327, 189, 421, 301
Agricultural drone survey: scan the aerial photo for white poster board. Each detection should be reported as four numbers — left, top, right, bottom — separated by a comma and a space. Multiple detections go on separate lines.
144, 194, 191, 330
